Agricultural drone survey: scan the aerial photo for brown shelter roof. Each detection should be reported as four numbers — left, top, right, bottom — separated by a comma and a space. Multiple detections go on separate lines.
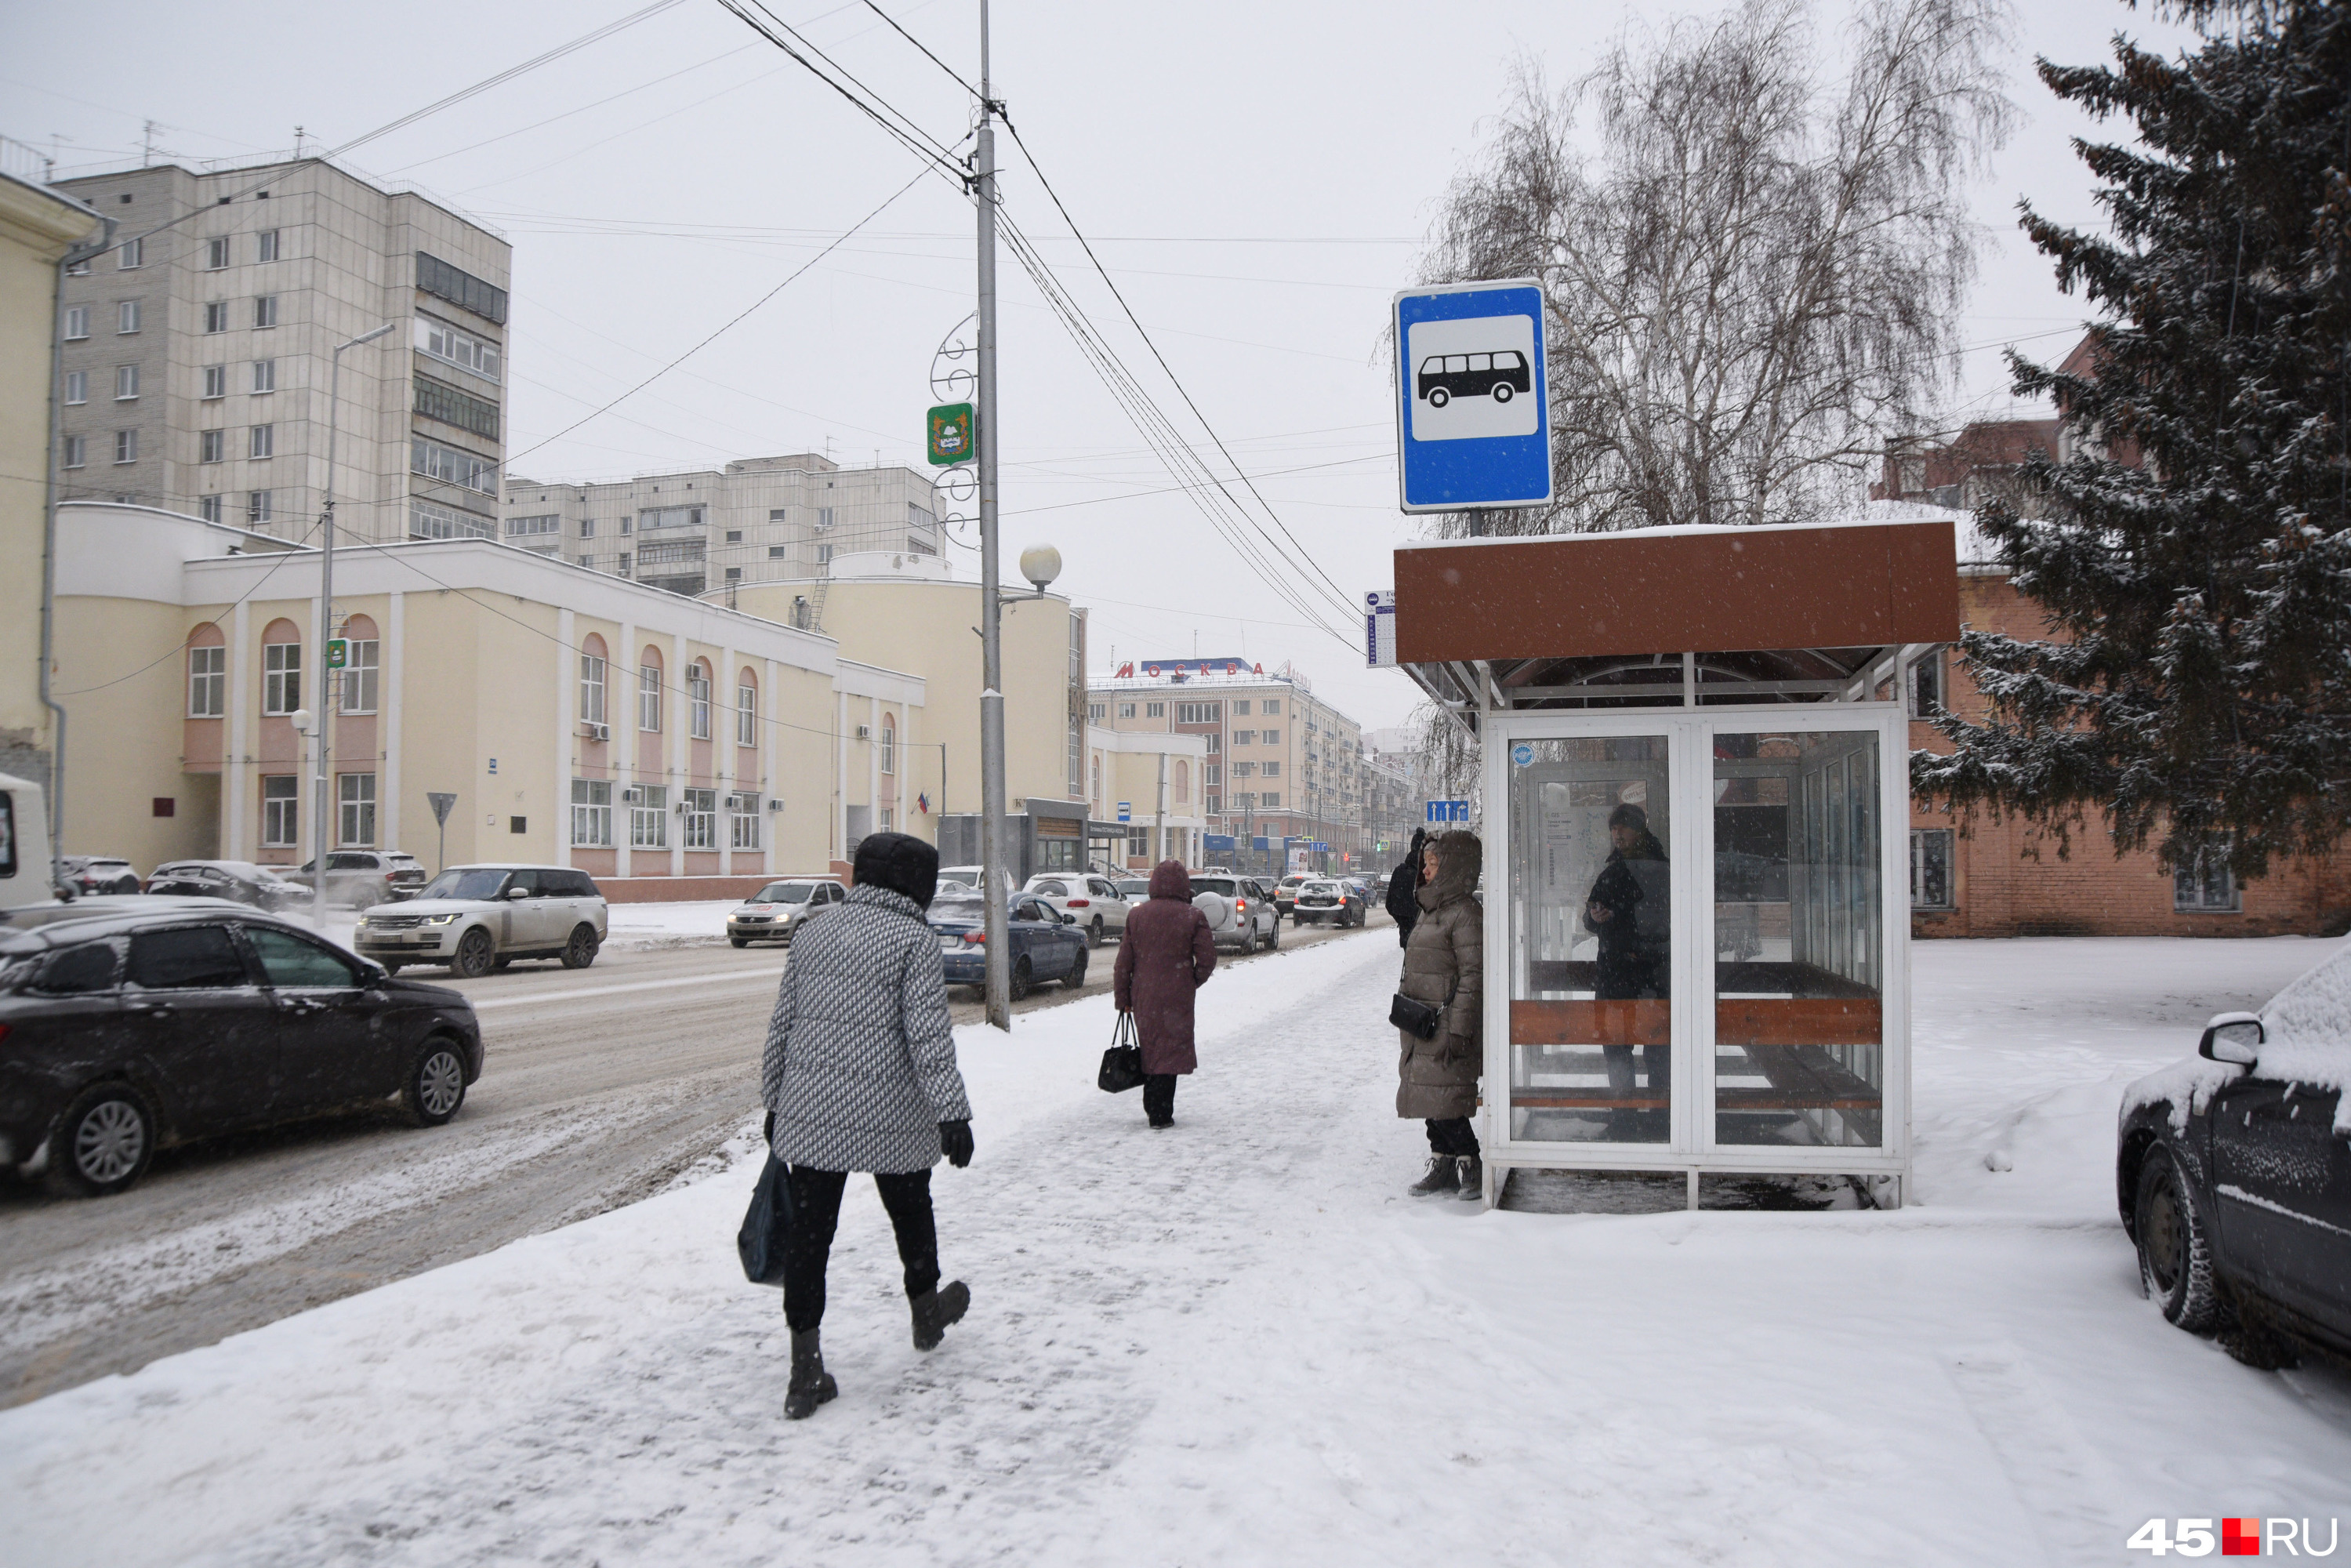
1394, 521, 1957, 666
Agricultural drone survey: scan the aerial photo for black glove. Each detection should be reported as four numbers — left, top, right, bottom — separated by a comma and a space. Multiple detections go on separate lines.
939, 1119, 974, 1168
763, 1109, 775, 1146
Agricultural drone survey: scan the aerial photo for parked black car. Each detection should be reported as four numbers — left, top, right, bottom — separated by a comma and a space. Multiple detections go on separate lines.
2118, 1011, 2351, 1367
0, 905, 481, 1196
59, 856, 141, 896
145, 860, 313, 912
929, 889, 1087, 1001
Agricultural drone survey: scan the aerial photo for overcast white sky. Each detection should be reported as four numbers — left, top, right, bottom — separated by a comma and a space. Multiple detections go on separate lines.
2, 0, 2200, 730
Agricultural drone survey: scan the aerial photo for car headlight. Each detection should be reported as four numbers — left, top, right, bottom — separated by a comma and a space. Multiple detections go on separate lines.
422, 913, 462, 926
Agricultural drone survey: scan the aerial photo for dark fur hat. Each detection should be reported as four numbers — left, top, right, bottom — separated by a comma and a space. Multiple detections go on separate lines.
852, 831, 940, 909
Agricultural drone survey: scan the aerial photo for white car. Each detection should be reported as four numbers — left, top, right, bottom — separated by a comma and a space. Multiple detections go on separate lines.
1186, 873, 1279, 953
1021, 873, 1131, 947
727, 877, 845, 947
937, 866, 985, 891
354, 863, 607, 978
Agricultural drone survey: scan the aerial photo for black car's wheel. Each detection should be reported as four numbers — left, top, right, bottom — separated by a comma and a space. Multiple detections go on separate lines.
731, 937, 749, 949
1492, 381, 1515, 404
1088, 916, 1105, 949
111, 876, 139, 895
1009, 957, 1032, 1003
1428, 387, 1450, 408
2137, 1149, 2222, 1332
561, 924, 600, 969
1266, 916, 1281, 949
1064, 946, 1089, 990
450, 927, 495, 979
405, 1038, 469, 1126
56, 1083, 154, 1196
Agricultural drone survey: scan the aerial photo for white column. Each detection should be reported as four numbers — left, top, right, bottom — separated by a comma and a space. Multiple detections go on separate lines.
718, 642, 738, 877
306, 590, 321, 866
615, 619, 635, 880
670, 631, 688, 878
867, 694, 881, 834
763, 658, 779, 875
834, 690, 847, 864
226, 599, 251, 860
383, 592, 405, 853
555, 607, 574, 868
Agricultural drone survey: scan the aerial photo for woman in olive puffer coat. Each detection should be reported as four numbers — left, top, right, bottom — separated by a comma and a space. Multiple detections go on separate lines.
1395, 829, 1483, 1200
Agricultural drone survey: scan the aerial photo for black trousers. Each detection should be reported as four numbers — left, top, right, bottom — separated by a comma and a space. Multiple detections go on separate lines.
1425, 1116, 1480, 1156
1143, 1073, 1178, 1123
782, 1165, 939, 1334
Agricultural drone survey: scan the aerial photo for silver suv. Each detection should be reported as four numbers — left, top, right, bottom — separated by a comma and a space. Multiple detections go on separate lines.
1187, 873, 1280, 953
354, 864, 607, 978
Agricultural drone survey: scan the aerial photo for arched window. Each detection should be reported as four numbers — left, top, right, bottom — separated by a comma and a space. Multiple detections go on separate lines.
880, 713, 895, 775
579, 633, 610, 728
638, 645, 663, 732
688, 659, 712, 739
336, 613, 380, 714
187, 622, 226, 717
260, 617, 302, 715
735, 666, 758, 747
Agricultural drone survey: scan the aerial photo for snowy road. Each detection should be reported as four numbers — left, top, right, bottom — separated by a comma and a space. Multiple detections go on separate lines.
4, 934, 2350, 1566
0, 910, 1379, 1408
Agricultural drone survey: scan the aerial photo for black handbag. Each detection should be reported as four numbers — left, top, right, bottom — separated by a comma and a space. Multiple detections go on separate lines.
737, 1142, 795, 1286
1390, 977, 1459, 1041
1097, 1011, 1145, 1093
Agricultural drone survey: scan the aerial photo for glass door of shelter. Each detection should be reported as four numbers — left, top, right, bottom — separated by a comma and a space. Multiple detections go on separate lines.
1506, 735, 1676, 1145
1710, 728, 1885, 1149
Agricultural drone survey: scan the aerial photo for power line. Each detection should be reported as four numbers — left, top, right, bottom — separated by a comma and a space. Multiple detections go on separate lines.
713, 0, 967, 182
859, 0, 978, 96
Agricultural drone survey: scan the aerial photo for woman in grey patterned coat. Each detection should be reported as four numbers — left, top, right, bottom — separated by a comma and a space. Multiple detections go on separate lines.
760, 831, 975, 1421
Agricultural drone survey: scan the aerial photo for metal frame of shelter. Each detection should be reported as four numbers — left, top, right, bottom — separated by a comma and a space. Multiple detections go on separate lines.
1394, 521, 1959, 1210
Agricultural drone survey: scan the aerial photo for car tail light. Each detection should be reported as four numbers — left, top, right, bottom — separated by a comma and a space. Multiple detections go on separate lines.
963, 931, 984, 944
1068, 898, 1089, 907
1236, 898, 1248, 910
0, 1023, 9, 1045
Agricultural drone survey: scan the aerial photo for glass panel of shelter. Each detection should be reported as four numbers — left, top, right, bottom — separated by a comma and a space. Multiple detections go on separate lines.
1506, 735, 1674, 1145
1711, 728, 1885, 1149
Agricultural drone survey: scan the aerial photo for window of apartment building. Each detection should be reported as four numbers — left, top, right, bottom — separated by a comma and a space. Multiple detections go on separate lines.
637, 505, 703, 532
736, 683, 756, 747
1232, 701, 1250, 717
1910, 829, 1954, 910
408, 501, 491, 539
1232, 729, 1254, 746
202, 302, 227, 334
1909, 650, 1944, 718
880, 717, 895, 775
571, 780, 613, 848
1087, 703, 1106, 722
247, 490, 271, 524
338, 773, 377, 847
815, 543, 833, 567
249, 424, 274, 459
576, 555, 595, 568
263, 638, 301, 713
415, 316, 502, 382
415, 252, 507, 324
67, 255, 89, 276
1262, 727, 1281, 744
1118, 702, 1135, 719
1262, 762, 1281, 779
731, 793, 761, 850
252, 358, 274, 393
262, 776, 299, 847
767, 508, 788, 525
117, 300, 140, 334
63, 305, 89, 340
629, 784, 667, 848
506, 514, 560, 539
1203, 763, 1221, 787
201, 364, 226, 398
113, 365, 137, 401
681, 788, 717, 851
1068, 714, 1083, 797
1261, 792, 1281, 808
187, 646, 225, 717
905, 535, 934, 557
688, 666, 711, 740
1145, 702, 1164, 718
415, 373, 499, 440
1262, 699, 1280, 715
113, 430, 136, 464
338, 639, 379, 714
1232, 793, 1255, 813
197, 495, 220, 523
724, 530, 742, 543
638, 663, 661, 731
410, 437, 496, 495
2175, 848, 2240, 913
815, 506, 834, 531
767, 546, 789, 559
579, 519, 595, 538
1230, 761, 1255, 779
1206, 794, 1221, 816
1176, 702, 1221, 724
724, 567, 742, 583
205, 237, 230, 270
63, 370, 85, 405
579, 653, 607, 726
200, 429, 224, 463
252, 296, 277, 328
118, 238, 142, 269
256, 229, 279, 263
1203, 733, 1220, 755
618, 551, 631, 577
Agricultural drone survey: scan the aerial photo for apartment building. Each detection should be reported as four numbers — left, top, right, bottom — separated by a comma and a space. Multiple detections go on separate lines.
1087, 659, 1370, 875
501, 453, 944, 599
51, 157, 510, 546
1080, 724, 1211, 870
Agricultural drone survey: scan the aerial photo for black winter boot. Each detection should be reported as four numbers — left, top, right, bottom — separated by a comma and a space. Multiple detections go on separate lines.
1455, 1155, 1484, 1201
911, 1280, 971, 1352
785, 1329, 837, 1420
1408, 1153, 1459, 1195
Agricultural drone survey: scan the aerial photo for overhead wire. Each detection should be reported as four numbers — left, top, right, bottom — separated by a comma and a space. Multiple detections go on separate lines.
858, 0, 978, 96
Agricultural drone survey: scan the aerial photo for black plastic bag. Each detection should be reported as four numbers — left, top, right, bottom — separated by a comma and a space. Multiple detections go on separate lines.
738, 1146, 794, 1286
1097, 1011, 1145, 1093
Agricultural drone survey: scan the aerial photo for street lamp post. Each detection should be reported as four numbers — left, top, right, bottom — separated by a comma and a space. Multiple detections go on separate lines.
309, 321, 397, 913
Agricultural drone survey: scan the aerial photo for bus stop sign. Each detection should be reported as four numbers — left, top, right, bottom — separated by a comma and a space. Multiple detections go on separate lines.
1392, 278, 1551, 514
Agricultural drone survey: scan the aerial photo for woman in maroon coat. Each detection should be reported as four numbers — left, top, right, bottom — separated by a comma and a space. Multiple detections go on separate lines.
1112, 858, 1218, 1128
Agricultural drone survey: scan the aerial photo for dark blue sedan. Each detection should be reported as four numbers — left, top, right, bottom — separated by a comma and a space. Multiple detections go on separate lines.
929, 890, 1088, 1001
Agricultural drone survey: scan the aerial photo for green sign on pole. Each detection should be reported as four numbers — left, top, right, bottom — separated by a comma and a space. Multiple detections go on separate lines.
325, 637, 349, 670
927, 402, 974, 466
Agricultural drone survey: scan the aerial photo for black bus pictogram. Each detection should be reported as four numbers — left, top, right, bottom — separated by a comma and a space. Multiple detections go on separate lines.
1416, 350, 1530, 408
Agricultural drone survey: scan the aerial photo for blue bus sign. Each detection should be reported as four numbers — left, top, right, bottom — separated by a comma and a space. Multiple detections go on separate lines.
1393, 279, 1551, 514
1116, 801, 1131, 823
1426, 800, 1470, 824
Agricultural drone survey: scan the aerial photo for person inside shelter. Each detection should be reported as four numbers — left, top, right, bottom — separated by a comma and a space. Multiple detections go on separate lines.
1584, 802, 1671, 1134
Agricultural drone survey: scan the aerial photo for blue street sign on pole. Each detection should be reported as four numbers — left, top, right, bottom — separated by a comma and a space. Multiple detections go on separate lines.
1426, 800, 1470, 824
1364, 588, 1395, 668
1116, 801, 1130, 823
1205, 833, 1235, 853
1393, 278, 1552, 514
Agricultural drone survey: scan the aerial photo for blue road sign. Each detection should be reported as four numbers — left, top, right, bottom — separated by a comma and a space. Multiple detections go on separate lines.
1116, 801, 1131, 823
1205, 833, 1235, 852
1426, 800, 1470, 824
1394, 278, 1551, 513
1511, 742, 1536, 767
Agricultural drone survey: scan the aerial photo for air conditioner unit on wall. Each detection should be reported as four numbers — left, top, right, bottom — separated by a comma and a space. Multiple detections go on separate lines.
855, 725, 871, 740
582, 721, 609, 742
767, 797, 785, 811
622, 787, 644, 804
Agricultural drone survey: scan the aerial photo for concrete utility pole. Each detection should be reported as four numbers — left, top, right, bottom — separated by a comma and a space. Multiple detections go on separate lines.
974, 0, 1010, 1029
310, 322, 396, 912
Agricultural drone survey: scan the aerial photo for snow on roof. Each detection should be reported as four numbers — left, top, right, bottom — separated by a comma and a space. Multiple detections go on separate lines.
2121, 941, 2351, 1134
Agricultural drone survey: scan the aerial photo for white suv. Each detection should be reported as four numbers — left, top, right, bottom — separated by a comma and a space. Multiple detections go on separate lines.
1186, 873, 1279, 953
1021, 873, 1130, 947
354, 864, 607, 978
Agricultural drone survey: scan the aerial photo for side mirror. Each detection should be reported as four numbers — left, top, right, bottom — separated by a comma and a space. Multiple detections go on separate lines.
2197, 1011, 2264, 1065
1061, 913, 1076, 925
506, 887, 531, 901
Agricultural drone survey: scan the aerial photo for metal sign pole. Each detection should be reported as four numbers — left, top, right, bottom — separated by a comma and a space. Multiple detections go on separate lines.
975, 0, 1010, 1029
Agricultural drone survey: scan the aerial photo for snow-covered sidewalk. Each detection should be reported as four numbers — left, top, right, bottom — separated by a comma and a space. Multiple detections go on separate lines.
5, 935, 2350, 1565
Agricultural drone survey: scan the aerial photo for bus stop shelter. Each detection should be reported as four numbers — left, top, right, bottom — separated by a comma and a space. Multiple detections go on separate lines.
1395, 520, 1958, 1207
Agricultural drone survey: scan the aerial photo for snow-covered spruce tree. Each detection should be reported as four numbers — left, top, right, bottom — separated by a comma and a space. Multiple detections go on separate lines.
1918, 0, 2351, 881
